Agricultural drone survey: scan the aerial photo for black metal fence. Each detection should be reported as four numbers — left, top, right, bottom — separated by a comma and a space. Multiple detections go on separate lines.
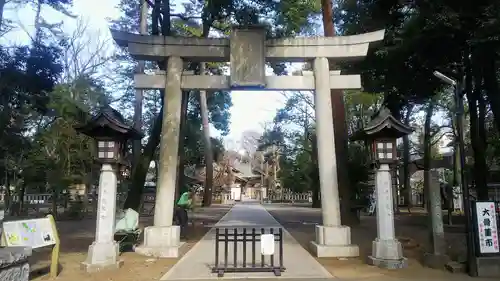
212, 227, 285, 277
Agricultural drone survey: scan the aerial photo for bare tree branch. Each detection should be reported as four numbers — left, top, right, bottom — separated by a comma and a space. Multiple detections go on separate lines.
430, 124, 451, 138
60, 17, 112, 86
279, 91, 315, 120
430, 132, 450, 146
12, 14, 35, 42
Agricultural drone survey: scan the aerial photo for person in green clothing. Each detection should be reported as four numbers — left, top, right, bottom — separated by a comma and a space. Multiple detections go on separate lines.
175, 189, 194, 238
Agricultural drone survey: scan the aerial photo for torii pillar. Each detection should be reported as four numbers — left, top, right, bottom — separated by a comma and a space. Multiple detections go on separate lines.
309, 59, 360, 257
134, 57, 184, 258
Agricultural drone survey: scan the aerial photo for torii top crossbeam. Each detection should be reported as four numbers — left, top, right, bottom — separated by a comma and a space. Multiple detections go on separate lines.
110, 26, 384, 91
110, 27, 385, 63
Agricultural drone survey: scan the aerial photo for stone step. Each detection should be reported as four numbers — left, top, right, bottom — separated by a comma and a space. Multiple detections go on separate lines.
445, 261, 466, 273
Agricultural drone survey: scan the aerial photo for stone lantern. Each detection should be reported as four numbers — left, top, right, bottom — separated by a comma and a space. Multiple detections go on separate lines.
75, 105, 142, 272
351, 107, 412, 269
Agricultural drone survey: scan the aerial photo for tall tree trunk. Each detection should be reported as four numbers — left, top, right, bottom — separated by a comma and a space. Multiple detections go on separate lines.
483, 46, 500, 133
161, 0, 170, 36
452, 140, 461, 211
199, 9, 214, 206
310, 133, 321, 208
19, 185, 25, 214
4, 170, 11, 211
446, 111, 459, 225
402, 105, 413, 212
123, 100, 164, 210
132, 0, 148, 166
34, 0, 43, 45
124, 0, 171, 210
51, 187, 58, 219
175, 91, 190, 201
478, 93, 487, 149
175, 8, 215, 203
303, 107, 314, 205
392, 166, 399, 214
320, 0, 357, 225
423, 99, 436, 216
199, 63, 213, 207
444, 145, 453, 224
477, 92, 488, 196
152, 0, 161, 35
467, 53, 489, 200
452, 98, 463, 214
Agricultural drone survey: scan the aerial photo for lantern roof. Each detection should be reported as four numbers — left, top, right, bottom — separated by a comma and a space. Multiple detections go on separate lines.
75, 105, 143, 140
351, 107, 413, 141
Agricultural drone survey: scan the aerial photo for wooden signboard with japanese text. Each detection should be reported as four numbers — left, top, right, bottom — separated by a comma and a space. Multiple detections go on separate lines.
473, 201, 499, 255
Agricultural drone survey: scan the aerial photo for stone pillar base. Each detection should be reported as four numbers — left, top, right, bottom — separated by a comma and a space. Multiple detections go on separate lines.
474, 256, 500, 277
423, 253, 450, 269
310, 225, 359, 257
134, 225, 182, 258
368, 239, 407, 269
81, 241, 123, 273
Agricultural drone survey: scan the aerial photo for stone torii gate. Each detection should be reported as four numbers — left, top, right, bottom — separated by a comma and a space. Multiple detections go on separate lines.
111, 26, 384, 258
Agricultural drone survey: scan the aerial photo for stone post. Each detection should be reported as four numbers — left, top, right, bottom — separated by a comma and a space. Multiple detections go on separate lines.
82, 164, 123, 272
368, 163, 407, 269
0, 247, 32, 281
135, 56, 183, 258
423, 170, 450, 268
310, 56, 359, 257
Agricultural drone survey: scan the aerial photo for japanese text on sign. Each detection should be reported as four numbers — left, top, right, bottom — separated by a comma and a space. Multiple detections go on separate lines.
475, 202, 499, 254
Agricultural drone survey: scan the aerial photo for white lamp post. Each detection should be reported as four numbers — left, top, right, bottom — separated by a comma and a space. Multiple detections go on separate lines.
352, 107, 412, 269
76, 106, 142, 272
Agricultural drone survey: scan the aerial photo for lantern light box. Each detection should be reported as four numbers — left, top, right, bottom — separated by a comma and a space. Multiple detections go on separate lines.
351, 107, 412, 165
75, 106, 143, 165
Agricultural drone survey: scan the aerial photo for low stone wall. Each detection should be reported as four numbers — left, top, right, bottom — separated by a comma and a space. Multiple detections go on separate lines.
212, 193, 234, 205
0, 246, 32, 281
268, 192, 312, 203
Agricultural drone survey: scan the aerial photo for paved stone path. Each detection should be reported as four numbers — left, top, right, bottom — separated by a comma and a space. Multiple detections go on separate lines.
161, 203, 332, 280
